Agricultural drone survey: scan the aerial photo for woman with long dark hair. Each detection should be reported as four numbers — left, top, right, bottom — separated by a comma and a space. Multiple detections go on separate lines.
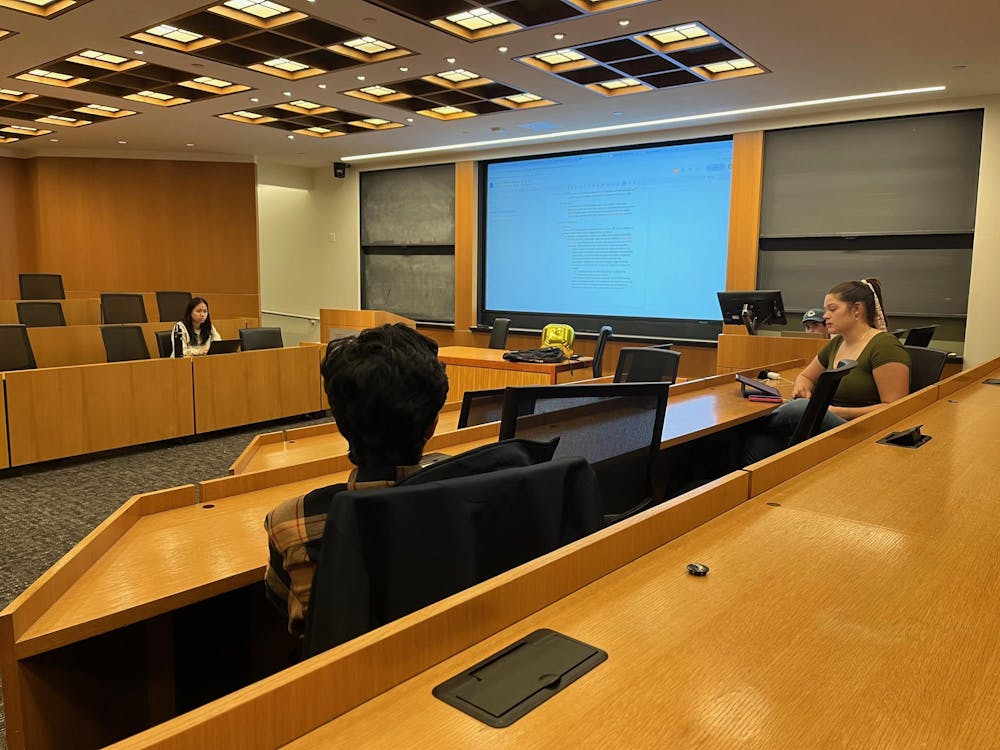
744, 278, 910, 462
172, 296, 221, 357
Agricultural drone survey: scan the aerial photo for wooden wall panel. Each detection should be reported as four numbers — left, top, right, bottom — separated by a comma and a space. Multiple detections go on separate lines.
453, 161, 476, 341
30, 158, 258, 295
0, 157, 38, 300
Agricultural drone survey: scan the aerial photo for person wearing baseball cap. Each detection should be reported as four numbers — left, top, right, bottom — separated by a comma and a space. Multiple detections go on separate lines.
801, 308, 829, 337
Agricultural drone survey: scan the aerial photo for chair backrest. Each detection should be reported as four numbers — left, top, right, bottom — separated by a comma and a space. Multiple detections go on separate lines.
904, 345, 948, 392
101, 293, 148, 324
304, 454, 602, 657
488, 317, 510, 350
498, 382, 670, 520
613, 347, 681, 384
457, 388, 506, 429
155, 291, 192, 323
18, 273, 65, 300
239, 326, 283, 351
154, 330, 174, 358
0, 324, 37, 371
101, 325, 150, 362
903, 325, 937, 348
592, 325, 613, 378
16, 301, 66, 328
788, 361, 857, 445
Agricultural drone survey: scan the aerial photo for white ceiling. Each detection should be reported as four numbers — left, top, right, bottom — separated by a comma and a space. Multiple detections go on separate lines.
1, 0, 998, 168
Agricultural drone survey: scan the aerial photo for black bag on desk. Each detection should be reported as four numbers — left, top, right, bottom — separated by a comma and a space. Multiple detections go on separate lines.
503, 347, 566, 364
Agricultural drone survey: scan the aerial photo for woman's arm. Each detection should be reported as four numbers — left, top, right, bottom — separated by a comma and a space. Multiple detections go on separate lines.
792, 356, 825, 399
828, 361, 910, 420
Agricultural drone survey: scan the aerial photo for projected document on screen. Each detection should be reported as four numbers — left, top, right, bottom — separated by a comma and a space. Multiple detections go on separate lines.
483, 138, 733, 323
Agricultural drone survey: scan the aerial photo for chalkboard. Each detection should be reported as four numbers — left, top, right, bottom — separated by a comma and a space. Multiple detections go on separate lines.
761, 110, 983, 238
360, 164, 455, 246
362, 252, 455, 323
758, 247, 973, 317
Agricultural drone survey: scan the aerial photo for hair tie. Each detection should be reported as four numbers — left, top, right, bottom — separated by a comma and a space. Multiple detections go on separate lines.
860, 279, 887, 331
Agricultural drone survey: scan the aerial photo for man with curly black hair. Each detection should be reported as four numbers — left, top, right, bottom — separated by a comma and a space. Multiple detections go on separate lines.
264, 324, 448, 636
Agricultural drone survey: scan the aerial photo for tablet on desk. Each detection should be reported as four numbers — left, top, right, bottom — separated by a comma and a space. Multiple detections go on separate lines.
736, 372, 781, 398
207, 339, 241, 355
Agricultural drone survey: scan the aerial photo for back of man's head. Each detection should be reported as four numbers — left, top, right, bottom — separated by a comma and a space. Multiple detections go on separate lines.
321, 323, 448, 468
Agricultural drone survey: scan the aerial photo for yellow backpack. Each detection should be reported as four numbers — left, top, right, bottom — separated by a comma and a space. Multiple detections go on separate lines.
541, 323, 575, 356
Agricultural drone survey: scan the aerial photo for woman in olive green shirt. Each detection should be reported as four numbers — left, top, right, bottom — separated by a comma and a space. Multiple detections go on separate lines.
745, 278, 910, 462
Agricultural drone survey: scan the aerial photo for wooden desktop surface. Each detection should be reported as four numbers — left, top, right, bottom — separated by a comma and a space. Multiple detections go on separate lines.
279, 370, 1000, 749
231, 401, 467, 475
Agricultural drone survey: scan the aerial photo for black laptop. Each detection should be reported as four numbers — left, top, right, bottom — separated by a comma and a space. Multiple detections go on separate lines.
207, 339, 241, 355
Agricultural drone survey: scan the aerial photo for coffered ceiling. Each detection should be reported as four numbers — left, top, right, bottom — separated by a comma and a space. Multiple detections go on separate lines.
0, 0, 997, 167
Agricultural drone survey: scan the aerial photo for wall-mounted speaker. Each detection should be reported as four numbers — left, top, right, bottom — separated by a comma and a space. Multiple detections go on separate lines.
333, 162, 347, 179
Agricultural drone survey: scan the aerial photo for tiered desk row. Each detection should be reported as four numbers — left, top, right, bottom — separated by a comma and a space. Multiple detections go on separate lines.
97, 354, 998, 750
7, 356, 997, 749
0, 319, 331, 467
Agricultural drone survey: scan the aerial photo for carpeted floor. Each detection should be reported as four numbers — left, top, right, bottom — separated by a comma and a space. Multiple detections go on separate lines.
0, 413, 333, 750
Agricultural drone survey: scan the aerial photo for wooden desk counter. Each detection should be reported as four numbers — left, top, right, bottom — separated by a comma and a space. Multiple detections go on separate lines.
24, 318, 255, 369
277, 373, 1000, 750
438, 346, 591, 401
231, 401, 466, 475
193, 346, 323, 434
3, 357, 194, 466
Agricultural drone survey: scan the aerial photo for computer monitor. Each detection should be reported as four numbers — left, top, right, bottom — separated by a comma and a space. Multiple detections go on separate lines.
903, 325, 937, 348
498, 382, 670, 521
717, 290, 787, 335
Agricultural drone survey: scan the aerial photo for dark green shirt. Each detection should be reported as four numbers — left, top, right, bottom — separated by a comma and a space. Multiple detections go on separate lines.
818, 331, 911, 407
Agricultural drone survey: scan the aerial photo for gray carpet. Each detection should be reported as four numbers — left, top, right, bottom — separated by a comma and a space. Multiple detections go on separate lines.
0, 413, 333, 750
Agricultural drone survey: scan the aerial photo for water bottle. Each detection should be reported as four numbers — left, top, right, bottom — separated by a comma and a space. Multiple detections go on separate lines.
173, 326, 183, 358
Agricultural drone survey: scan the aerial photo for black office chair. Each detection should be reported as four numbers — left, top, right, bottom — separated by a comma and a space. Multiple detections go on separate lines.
154, 330, 174, 358
18, 273, 65, 300
592, 325, 613, 378
788, 361, 857, 446
155, 291, 192, 323
457, 388, 506, 428
499, 382, 670, 523
891, 328, 907, 340
101, 325, 150, 362
903, 326, 937, 348
613, 347, 681, 384
904, 345, 948, 392
0, 324, 38, 371
239, 327, 283, 351
101, 293, 148, 324
304, 446, 602, 657
488, 317, 511, 350
16, 301, 66, 327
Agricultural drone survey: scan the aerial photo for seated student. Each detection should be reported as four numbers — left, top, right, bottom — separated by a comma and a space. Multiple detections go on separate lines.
264, 323, 449, 637
744, 278, 910, 462
172, 296, 221, 356
801, 308, 831, 337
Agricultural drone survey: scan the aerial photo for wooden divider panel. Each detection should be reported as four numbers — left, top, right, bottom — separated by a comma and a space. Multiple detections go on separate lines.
4, 358, 194, 465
